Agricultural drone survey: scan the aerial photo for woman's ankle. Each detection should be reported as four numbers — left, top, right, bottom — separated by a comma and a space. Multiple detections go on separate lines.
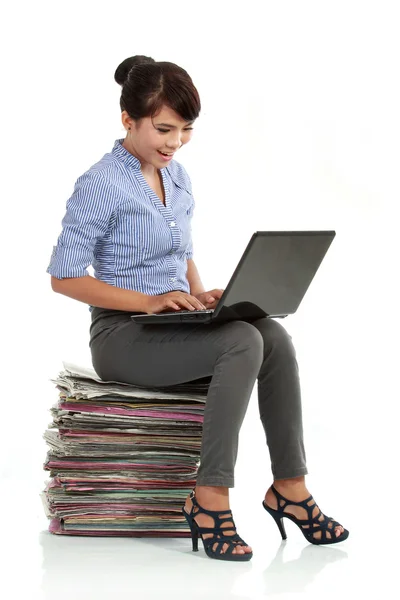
194, 485, 230, 506
273, 476, 307, 491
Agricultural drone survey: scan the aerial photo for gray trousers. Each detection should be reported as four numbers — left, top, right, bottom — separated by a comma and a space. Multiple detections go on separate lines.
89, 308, 308, 487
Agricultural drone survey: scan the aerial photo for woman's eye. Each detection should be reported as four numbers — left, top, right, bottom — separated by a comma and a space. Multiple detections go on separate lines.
157, 128, 194, 133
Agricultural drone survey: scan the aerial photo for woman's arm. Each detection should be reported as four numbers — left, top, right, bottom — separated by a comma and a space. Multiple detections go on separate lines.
51, 275, 149, 312
48, 171, 148, 311
186, 259, 205, 296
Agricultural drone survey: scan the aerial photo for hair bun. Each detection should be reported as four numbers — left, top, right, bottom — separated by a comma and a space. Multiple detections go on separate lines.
114, 55, 156, 86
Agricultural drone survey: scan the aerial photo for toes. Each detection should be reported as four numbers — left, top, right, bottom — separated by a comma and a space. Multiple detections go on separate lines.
223, 543, 243, 554
335, 526, 344, 537
237, 546, 250, 553
226, 544, 251, 555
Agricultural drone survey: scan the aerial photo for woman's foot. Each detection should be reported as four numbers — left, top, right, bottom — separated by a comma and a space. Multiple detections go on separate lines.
264, 476, 345, 541
184, 486, 253, 556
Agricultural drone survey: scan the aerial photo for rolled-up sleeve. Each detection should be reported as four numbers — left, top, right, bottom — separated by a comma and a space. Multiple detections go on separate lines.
47, 171, 116, 279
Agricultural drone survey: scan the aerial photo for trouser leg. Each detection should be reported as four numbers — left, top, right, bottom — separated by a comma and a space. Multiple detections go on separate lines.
251, 317, 308, 480
90, 309, 264, 487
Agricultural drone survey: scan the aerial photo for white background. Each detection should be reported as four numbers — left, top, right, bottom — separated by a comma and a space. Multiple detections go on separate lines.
1, 1, 399, 598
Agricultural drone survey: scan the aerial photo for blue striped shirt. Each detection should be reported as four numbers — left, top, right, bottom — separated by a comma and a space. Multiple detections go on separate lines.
47, 139, 195, 302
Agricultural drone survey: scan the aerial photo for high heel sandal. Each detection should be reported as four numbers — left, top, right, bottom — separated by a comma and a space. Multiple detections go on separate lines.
182, 489, 253, 561
262, 485, 349, 545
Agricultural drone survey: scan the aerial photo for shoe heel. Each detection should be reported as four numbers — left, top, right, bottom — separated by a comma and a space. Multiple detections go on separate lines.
272, 513, 287, 540
262, 502, 287, 540
182, 508, 199, 551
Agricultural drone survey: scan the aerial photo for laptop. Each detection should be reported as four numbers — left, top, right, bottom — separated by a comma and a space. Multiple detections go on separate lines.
130, 230, 336, 325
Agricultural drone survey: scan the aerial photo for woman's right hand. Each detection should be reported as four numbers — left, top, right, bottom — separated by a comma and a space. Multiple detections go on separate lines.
143, 292, 207, 314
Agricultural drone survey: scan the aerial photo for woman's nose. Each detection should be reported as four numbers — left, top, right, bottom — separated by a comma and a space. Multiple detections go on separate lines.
168, 136, 183, 150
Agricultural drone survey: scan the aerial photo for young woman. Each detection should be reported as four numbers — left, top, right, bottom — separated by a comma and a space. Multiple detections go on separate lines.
48, 55, 349, 562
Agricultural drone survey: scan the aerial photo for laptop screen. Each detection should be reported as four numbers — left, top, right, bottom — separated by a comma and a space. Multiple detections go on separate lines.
214, 231, 335, 319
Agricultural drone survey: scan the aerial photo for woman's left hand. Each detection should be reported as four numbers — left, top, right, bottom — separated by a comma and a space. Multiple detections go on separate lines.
194, 289, 224, 310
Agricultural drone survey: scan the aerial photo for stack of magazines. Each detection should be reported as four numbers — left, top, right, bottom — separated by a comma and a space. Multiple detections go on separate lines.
41, 362, 210, 537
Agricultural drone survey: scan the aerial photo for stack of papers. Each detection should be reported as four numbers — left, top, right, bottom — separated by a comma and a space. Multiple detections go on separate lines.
41, 362, 210, 537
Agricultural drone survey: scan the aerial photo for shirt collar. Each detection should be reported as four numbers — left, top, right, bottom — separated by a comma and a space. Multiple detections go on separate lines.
112, 139, 142, 170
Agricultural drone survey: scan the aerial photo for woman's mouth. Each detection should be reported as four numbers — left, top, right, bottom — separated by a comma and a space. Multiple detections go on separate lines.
157, 150, 174, 161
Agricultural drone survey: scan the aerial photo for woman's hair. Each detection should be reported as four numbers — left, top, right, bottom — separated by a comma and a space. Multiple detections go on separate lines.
114, 55, 201, 124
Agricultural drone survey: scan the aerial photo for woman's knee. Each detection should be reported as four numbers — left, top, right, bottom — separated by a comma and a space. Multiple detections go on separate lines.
217, 320, 264, 360
252, 317, 296, 357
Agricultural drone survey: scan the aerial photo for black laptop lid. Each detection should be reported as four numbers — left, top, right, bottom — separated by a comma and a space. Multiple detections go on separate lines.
213, 231, 336, 319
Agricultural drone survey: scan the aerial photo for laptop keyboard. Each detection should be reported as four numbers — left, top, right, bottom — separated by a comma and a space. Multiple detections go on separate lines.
162, 309, 214, 315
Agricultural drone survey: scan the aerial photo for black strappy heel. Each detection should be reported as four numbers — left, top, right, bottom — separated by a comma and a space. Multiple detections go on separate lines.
182, 489, 253, 561
262, 485, 349, 545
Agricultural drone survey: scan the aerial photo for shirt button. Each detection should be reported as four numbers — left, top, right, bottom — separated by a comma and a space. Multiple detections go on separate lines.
170, 221, 176, 227
170, 277, 177, 282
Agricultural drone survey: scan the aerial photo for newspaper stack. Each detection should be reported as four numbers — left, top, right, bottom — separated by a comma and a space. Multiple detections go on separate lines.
41, 362, 210, 537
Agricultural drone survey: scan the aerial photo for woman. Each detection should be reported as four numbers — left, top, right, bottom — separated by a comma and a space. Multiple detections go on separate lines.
48, 55, 349, 562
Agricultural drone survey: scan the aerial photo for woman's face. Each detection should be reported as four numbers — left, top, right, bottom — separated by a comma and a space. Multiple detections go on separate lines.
122, 105, 195, 169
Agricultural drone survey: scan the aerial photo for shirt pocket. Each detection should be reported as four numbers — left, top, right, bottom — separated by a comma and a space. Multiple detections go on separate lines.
172, 181, 194, 217
172, 193, 194, 255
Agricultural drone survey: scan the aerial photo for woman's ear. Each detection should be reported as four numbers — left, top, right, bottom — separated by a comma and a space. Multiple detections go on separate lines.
121, 111, 132, 132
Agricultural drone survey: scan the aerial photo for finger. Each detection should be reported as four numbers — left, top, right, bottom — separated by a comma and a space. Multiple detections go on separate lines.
168, 302, 181, 311
176, 294, 206, 310
190, 296, 207, 310
181, 299, 196, 311
208, 290, 222, 301
194, 302, 206, 310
